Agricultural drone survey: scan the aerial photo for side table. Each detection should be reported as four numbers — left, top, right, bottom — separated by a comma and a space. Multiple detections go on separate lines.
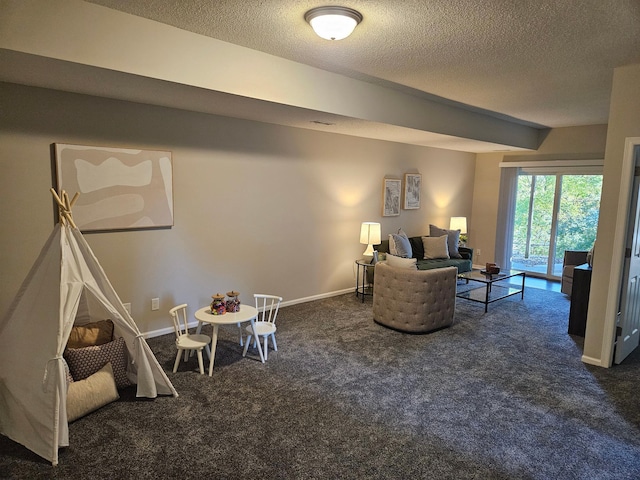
355, 259, 375, 302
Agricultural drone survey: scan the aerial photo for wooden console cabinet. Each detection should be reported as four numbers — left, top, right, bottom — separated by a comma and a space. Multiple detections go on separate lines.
568, 263, 592, 337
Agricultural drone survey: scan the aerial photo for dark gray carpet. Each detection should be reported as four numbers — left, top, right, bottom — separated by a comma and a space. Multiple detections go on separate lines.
1, 287, 640, 479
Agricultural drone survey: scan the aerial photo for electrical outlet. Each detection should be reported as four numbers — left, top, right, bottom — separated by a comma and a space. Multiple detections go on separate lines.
151, 298, 159, 311
477, 248, 481, 257
123, 303, 131, 315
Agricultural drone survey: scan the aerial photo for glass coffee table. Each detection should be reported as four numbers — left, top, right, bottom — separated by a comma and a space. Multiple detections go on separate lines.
456, 270, 525, 312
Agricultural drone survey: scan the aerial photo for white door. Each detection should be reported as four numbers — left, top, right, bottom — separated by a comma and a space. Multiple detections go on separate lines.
615, 173, 640, 363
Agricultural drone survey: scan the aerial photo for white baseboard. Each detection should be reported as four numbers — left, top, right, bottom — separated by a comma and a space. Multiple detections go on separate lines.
581, 354, 608, 367
142, 287, 354, 339
143, 325, 176, 339
279, 288, 353, 308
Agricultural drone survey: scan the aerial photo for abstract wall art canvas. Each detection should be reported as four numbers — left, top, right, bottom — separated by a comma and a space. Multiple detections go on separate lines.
382, 178, 401, 217
55, 144, 173, 231
403, 173, 421, 209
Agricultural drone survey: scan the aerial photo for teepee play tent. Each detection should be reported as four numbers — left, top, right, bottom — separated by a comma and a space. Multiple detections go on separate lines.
0, 190, 177, 465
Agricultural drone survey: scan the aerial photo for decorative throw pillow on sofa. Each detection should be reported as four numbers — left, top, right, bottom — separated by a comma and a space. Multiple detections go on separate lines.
65, 336, 132, 389
422, 235, 450, 260
66, 362, 119, 422
429, 224, 462, 259
385, 253, 418, 269
62, 357, 74, 386
67, 319, 114, 349
388, 235, 396, 255
389, 230, 412, 258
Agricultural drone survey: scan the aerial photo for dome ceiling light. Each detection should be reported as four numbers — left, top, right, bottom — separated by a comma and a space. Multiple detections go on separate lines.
304, 6, 363, 41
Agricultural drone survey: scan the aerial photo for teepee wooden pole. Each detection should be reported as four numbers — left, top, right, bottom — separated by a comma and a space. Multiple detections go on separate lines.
50, 188, 63, 208
64, 209, 78, 230
62, 191, 70, 211
50, 188, 66, 226
69, 192, 79, 208
50, 188, 79, 229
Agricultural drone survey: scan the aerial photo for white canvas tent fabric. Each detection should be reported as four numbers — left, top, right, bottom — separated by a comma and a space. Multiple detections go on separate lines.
0, 223, 177, 465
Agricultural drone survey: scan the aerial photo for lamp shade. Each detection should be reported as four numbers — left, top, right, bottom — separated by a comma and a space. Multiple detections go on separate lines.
449, 217, 467, 234
305, 6, 362, 40
360, 222, 381, 256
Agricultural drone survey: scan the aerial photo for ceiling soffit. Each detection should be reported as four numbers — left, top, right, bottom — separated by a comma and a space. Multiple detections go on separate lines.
0, 0, 546, 152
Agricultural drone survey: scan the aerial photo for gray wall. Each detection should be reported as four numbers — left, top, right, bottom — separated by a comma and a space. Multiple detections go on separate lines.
0, 82, 476, 335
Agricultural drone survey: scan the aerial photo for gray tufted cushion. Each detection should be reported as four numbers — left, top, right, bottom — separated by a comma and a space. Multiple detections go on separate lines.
372, 262, 457, 333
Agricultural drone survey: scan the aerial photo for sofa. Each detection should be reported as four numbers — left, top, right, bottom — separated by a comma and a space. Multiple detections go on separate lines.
375, 235, 473, 273
373, 262, 457, 333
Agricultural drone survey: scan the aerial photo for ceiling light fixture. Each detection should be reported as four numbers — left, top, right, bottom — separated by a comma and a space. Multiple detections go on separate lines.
305, 6, 362, 41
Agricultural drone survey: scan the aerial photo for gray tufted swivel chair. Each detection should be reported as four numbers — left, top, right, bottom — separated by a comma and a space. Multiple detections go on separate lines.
372, 262, 457, 333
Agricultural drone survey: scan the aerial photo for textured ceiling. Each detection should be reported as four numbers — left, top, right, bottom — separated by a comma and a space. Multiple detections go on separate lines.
86, 0, 640, 129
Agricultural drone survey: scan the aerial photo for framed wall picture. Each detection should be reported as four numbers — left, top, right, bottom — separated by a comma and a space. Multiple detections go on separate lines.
382, 178, 401, 216
403, 173, 421, 209
55, 143, 174, 231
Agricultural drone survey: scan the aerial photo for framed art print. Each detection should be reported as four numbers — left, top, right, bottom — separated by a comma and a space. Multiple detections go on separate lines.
55, 143, 174, 231
382, 178, 401, 216
403, 173, 421, 209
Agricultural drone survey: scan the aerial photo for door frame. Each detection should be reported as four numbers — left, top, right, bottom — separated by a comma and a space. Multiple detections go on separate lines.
593, 137, 640, 366
615, 173, 640, 363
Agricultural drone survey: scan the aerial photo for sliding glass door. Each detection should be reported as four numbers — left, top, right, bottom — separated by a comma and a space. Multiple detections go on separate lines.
511, 172, 602, 279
